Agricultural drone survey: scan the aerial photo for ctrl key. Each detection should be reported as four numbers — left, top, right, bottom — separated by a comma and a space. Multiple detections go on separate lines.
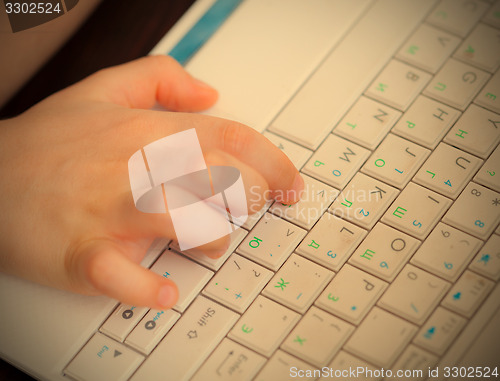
65, 332, 144, 381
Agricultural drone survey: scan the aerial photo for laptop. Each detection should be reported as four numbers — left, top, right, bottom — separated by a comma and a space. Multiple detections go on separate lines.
1, 0, 499, 380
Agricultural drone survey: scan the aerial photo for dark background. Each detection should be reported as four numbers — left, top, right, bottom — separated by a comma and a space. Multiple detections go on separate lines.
0, 0, 194, 379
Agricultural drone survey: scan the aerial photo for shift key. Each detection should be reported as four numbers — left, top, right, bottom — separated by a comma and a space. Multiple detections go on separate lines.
131, 296, 238, 381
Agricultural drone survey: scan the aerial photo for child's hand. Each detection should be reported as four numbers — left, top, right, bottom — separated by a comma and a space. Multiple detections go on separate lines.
0, 56, 303, 310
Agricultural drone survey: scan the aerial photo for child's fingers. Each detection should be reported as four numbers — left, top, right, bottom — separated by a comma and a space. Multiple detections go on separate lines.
74, 55, 218, 111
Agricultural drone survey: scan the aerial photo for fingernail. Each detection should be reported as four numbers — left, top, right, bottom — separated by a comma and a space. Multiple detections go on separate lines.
158, 284, 176, 308
289, 173, 304, 202
193, 77, 215, 90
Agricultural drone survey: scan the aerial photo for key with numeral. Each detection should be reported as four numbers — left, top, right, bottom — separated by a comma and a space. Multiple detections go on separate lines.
228, 296, 300, 357
131, 297, 238, 381
413, 143, 483, 199
361, 134, 430, 189
263, 131, 312, 170
423, 59, 490, 111
378, 264, 450, 325
65, 333, 144, 381
391, 345, 438, 381
281, 306, 354, 368
100, 304, 148, 342
191, 338, 266, 381
262, 253, 333, 313
474, 139, 500, 193
150, 250, 213, 313
303, 134, 371, 189
391, 95, 460, 150
453, 23, 500, 73
365, 59, 432, 111
349, 223, 420, 282
442, 182, 500, 239
237, 212, 306, 271
344, 307, 417, 368
315, 264, 387, 325
410, 222, 482, 282
396, 24, 461, 74
426, 0, 490, 38
441, 270, 495, 318
444, 104, 500, 159
296, 213, 366, 272
125, 309, 180, 355
270, 174, 339, 230
382, 182, 452, 239
171, 227, 247, 271
329, 172, 399, 229
413, 307, 467, 356
474, 68, 500, 114
254, 350, 318, 381
202, 253, 273, 313
334, 96, 401, 150
469, 234, 500, 281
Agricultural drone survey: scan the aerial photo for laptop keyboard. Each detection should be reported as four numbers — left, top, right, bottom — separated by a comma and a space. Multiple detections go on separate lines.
64, 0, 500, 380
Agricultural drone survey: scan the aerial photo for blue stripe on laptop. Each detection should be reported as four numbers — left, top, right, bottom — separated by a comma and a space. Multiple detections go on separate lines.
168, 0, 243, 66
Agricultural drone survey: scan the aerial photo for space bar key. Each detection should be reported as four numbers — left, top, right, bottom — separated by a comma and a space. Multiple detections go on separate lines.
268, 0, 437, 150
130, 296, 238, 381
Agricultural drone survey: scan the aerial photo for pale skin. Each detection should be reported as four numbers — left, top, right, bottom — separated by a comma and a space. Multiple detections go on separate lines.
0, 55, 303, 310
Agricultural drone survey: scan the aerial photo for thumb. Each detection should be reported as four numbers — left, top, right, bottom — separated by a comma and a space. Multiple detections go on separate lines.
72, 240, 179, 309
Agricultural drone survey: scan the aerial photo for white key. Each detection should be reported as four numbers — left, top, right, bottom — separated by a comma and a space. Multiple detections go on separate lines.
242, 200, 272, 230
334, 96, 402, 150
426, 0, 490, 38
413, 307, 467, 356
131, 297, 238, 381
423, 59, 490, 111
268, 0, 437, 149
191, 338, 266, 381
296, 213, 367, 272
391, 345, 438, 381
474, 141, 500, 193
329, 172, 399, 229
469, 234, 500, 281
381, 182, 452, 239
453, 23, 500, 73
391, 95, 460, 149
262, 253, 333, 313
349, 223, 420, 282
444, 104, 500, 159
413, 143, 483, 199
228, 296, 300, 357
483, 0, 500, 28
281, 306, 354, 368
171, 228, 247, 271
410, 223, 482, 282
315, 264, 387, 325
365, 59, 432, 111
270, 174, 339, 229
65, 333, 144, 381
255, 350, 318, 381
441, 270, 495, 318
377, 264, 450, 325
344, 307, 418, 368
442, 182, 500, 239
474, 68, 500, 114
361, 134, 430, 189
396, 24, 461, 74
125, 309, 180, 355
202, 253, 273, 313
321, 351, 381, 381
237, 212, 306, 271
263, 131, 312, 170
303, 134, 371, 189
99, 304, 148, 342
150, 250, 213, 312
